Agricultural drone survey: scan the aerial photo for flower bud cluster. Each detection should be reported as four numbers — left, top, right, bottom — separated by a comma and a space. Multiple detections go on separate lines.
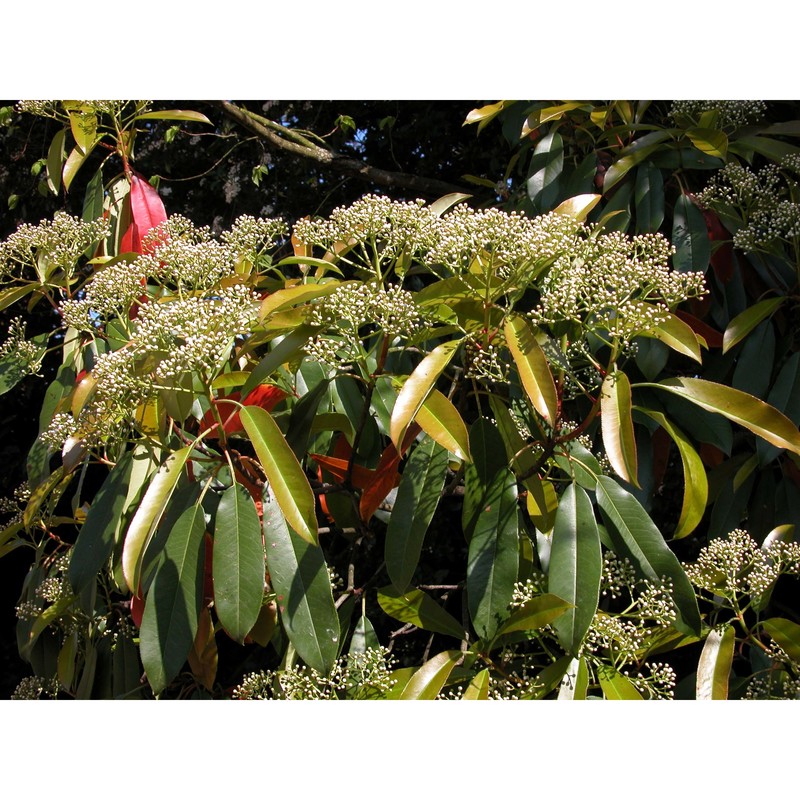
668, 100, 767, 129
293, 194, 438, 270
0, 212, 108, 281
221, 214, 288, 258
530, 231, 705, 343
0, 317, 44, 382
11, 675, 59, 700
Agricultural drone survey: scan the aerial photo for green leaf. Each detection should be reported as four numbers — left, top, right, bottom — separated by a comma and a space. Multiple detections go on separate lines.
69, 451, 139, 593
463, 420, 520, 639
645, 309, 703, 362
385, 437, 449, 591
263, 483, 339, 675
553, 193, 601, 222
672, 194, 710, 273
213, 485, 265, 644
135, 109, 213, 124
140, 500, 206, 694
548, 483, 601, 654
696, 624, 735, 700
399, 650, 462, 699
240, 326, 315, 399
464, 101, 513, 133
390, 340, 460, 451
0, 283, 37, 313
68, 108, 97, 154
557, 656, 589, 700
504, 316, 558, 426
644, 377, 800, 456
634, 163, 664, 233
377, 586, 465, 640
428, 193, 472, 217
122, 446, 192, 592
595, 475, 701, 636
348, 613, 380, 655
638, 410, 708, 539
601, 371, 639, 487
723, 297, 785, 354
46, 128, 66, 195
240, 405, 318, 544
495, 593, 571, 636
686, 128, 728, 159
761, 617, 800, 663
598, 665, 643, 699
259, 282, 343, 320
415, 389, 471, 462
285, 378, 330, 460
462, 668, 491, 700
527, 131, 564, 212
62, 142, 98, 192
732, 135, 800, 163
603, 130, 673, 193
23, 595, 76, 659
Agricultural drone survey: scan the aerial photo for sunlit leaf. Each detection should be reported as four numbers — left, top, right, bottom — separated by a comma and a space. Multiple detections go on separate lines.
504, 316, 558, 426
595, 475, 701, 636
601, 371, 639, 487
686, 128, 728, 159
377, 586, 465, 640
762, 617, 800, 663
263, 482, 339, 675
598, 665, 643, 699
399, 650, 462, 699
549, 483, 601, 654
462, 668, 491, 700
603, 130, 673, 193
723, 297, 785, 354
495, 593, 571, 636
136, 109, 213, 124
554, 193, 601, 221
415, 388, 471, 462
241, 405, 318, 544
696, 624, 735, 700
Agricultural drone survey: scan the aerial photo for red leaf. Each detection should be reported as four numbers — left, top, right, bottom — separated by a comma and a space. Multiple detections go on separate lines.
199, 385, 287, 439
673, 309, 724, 349
130, 588, 145, 628
359, 444, 401, 522
120, 174, 168, 256
701, 208, 734, 284
310, 453, 375, 488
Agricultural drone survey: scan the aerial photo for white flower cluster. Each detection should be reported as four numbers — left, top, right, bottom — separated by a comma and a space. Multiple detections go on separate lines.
0, 212, 108, 280
17, 100, 136, 118
621, 661, 677, 700
510, 572, 549, 606
600, 551, 637, 600
233, 647, 396, 700
424, 206, 582, 280
531, 231, 705, 343
668, 100, 767, 129
463, 337, 508, 382
0, 317, 45, 380
685, 528, 800, 604
294, 194, 438, 269
305, 281, 428, 367
697, 162, 800, 253
11, 675, 59, 700
50, 286, 259, 447
744, 672, 800, 700
221, 214, 288, 259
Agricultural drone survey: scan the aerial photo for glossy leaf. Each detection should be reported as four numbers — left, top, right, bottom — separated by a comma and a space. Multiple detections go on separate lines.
390, 341, 459, 451
428, 192, 472, 217
639, 409, 708, 539
527, 131, 564, 211
598, 665, 643, 699
462, 668, 491, 700
359, 445, 401, 522
723, 297, 785, 354
603, 130, 673, 192
241, 405, 318, 544
63, 143, 97, 192
377, 586, 465, 640
495, 593, 571, 636
122, 445, 192, 593
263, 483, 339, 674
241, 327, 315, 398
557, 656, 589, 700
385, 437, 449, 591
504, 316, 558, 426
686, 128, 728, 159
415, 388, 471, 462
696, 624, 735, 700
464, 101, 513, 133
601, 371, 639, 487
548, 483, 601, 654
645, 377, 800, 456
553, 193, 601, 221
595, 475, 701, 636
213, 485, 265, 643
259, 282, 343, 320
140, 500, 206, 694
634, 163, 664, 232
69, 450, 138, 593
463, 420, 519, 639
136, 109, 213, 124
46, 128, 66, 195
762, 617, 800, 663
349, 613, 380, 655
399, 650, 462, 699
187, 606, 218, 691
672, 193, 711, 273
646, 309, 703, 362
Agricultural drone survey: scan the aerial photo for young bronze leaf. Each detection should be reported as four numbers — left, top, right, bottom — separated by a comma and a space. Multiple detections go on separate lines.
601, 371, 639, 487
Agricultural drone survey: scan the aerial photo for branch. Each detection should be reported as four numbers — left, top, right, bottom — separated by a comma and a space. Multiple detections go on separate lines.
213, 100, 474, 200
